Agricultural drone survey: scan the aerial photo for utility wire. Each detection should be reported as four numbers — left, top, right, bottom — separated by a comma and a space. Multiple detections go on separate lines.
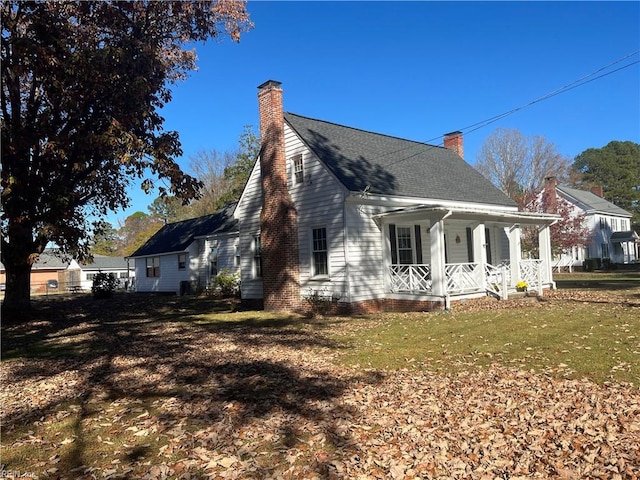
374, 50, 640, 168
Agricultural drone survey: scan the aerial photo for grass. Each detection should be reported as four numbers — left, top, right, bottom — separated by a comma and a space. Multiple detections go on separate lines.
335, 298, 639, 385
1, 277, 639, 478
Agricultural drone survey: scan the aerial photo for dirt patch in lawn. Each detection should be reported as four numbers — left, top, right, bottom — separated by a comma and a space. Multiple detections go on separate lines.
1, 293, 639, 479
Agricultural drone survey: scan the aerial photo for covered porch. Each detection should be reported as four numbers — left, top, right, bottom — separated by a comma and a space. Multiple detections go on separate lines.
375, 206, 559, 306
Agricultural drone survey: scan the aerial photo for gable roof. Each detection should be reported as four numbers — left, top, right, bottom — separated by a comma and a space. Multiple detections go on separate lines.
129, 204, 238, 258
284, 112, 516, 208
80, 256, 131, 271
557, 186, 632, 217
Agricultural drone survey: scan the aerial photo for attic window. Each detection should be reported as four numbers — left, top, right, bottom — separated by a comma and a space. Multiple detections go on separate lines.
293, 154, 303, 184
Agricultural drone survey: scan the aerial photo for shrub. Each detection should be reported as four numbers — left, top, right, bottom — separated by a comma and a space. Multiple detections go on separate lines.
213, 269, 240, 297
303, 287, 337, 316
91, 271, 119, 299
583, 258, 601, 272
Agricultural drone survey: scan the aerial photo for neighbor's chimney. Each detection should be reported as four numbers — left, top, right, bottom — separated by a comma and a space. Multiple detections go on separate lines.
443, 131, 464, 159
257, 80, 300, 312
590, 185, 604, 198
543, 176, 558, 213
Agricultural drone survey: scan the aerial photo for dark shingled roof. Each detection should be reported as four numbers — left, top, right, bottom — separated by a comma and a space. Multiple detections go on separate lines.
80, 256, 130, 270
284, 112, 516, 208
129, 204, 238, 258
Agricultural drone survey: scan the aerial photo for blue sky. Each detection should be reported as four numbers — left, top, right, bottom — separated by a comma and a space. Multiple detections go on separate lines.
108, 1, 640, 225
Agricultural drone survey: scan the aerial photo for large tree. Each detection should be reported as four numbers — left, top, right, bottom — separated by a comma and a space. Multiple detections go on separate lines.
475, 128, 570, 205
1, 1, 252, 309
572, 141, 640, 226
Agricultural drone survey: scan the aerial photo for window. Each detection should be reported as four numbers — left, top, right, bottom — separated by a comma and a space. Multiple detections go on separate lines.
86, 273, 96, 281
234, 242, 241, 267
209, 247, 218, 277
312, 227, 328, 276
178, 253, 187, 270
253, 236, 262, 278
119, 272, 129, 279
396, 226, 413, 264
599, 217, 607, 230
611, 218, 618, 232
601, 243, 609, 259
293, 154, 304, 184
146, 257, 160, 277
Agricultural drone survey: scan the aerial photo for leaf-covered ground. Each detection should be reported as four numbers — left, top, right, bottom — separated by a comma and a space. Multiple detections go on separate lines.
1, 291, 639, 479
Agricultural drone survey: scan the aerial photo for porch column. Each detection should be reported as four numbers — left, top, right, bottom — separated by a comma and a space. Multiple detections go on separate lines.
430, 218, 447, 297
538, 224, 553, 285
508, 225, 521, 289
472, 223, 487, 290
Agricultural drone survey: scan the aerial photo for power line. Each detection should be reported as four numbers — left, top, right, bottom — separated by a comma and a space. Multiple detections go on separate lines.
376, 50, 640, 168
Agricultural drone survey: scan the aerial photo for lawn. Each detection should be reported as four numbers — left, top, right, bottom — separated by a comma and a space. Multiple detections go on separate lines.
1, 281, 639, 479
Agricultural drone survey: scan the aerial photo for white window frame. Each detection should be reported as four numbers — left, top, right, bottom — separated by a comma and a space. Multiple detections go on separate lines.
311, 227, 329, 278
178, 253, 187, 270
253, 235, 262, 278
396, 225, 414, 265
293, 154, 304, 184
146, 257, 160, 277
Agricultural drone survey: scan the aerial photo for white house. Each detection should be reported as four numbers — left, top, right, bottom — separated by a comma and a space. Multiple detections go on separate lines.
78, 256, 135, 291
537, 178, 637, 270
129, 205, 239, 295
131, 81, 559, 312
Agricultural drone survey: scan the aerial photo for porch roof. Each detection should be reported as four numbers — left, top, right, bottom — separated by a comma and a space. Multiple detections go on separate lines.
610, 231, 639, 243
373, 205, 560, 226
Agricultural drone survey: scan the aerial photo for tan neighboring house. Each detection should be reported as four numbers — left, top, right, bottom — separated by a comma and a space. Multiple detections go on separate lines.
1, 249, 134, 294
0, 249, 80, 294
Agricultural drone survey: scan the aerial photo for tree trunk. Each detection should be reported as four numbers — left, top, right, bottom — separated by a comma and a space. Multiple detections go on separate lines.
1, 224, 37, 312
2, 260, 32, 312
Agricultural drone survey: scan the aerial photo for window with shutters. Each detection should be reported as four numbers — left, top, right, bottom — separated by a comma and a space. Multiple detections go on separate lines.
396, 226, 414, 264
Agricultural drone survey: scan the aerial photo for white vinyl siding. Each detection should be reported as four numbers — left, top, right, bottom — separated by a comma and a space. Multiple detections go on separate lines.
345, 203, 385, 303
285, 125, 348, 301
235, 158, 264, 300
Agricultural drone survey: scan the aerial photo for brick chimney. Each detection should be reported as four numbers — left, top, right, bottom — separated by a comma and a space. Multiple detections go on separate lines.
443, 131, 464, 159
590, 185, 604, 198
257, 80, 300, 311
543, 176, 558, 213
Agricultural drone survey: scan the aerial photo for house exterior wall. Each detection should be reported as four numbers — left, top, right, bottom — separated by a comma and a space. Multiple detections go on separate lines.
235, 159, 264, 301
79, 268, 133, 291
284, 124, 348, 303
134, 241, 200, 294
588, 214, 633, 262
345, 202, 386, 304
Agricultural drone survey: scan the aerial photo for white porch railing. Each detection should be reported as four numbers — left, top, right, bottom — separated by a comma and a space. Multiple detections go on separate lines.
388, 260, 547, 297
484, 262, 511, 296
445, 263, 484, 295
520, 259, 543, 289
389, 264, 432, 293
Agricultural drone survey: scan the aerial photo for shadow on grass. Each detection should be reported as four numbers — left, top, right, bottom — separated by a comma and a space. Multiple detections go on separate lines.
1, 293, 375, 478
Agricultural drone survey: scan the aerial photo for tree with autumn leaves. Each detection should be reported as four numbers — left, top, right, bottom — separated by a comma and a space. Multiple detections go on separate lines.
1, 1, 252, 310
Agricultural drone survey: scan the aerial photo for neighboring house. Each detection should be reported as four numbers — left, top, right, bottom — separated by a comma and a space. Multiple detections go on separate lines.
538, 178, 637, 269
0, 250, 136, 294
0, 249, 80, 294
78, 256, 135, 291
129, 205, 239, 295
131, 80, 559, 312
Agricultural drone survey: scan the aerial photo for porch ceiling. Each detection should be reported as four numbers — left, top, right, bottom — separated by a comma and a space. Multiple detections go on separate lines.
373, 205, 560, 226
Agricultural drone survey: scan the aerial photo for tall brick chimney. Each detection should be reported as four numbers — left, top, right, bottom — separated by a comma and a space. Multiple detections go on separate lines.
257, 80, 300, 311
543, 176, 558, 213
590, 185, 604, 198
443, 131, 464, 159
